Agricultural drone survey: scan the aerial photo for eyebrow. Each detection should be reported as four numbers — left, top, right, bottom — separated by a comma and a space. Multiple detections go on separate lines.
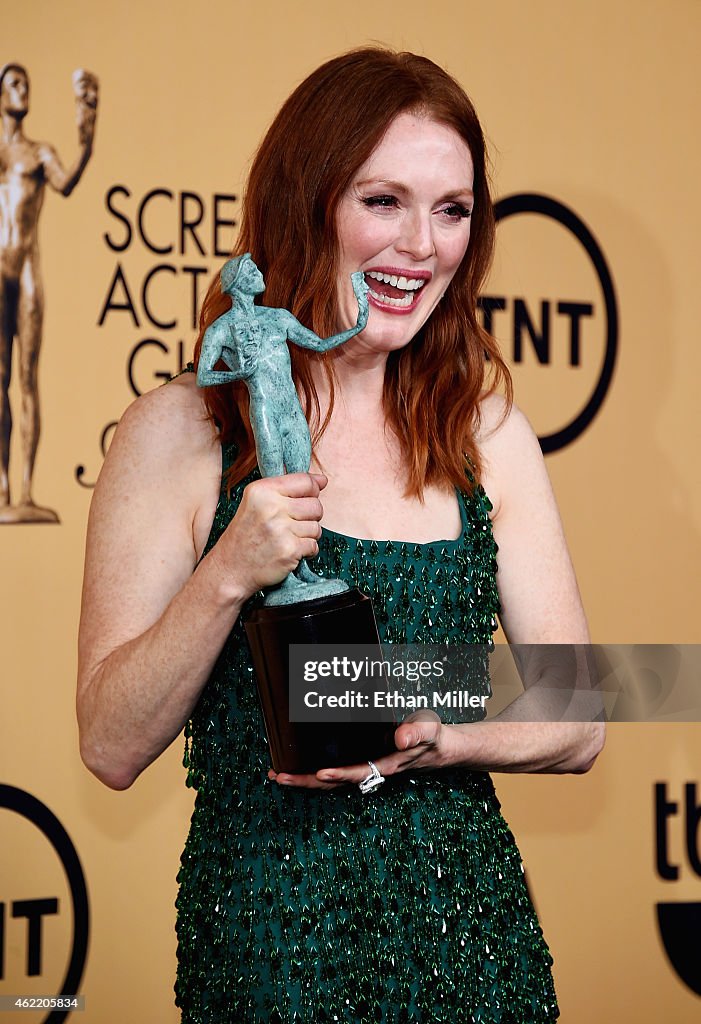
354, 178, 474, 200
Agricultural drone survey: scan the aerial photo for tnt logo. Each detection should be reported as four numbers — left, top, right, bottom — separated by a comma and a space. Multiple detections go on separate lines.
480, 194, 618, 452
0, 898, 59, 977
0, 786, 88, 1021
655, 782, 701, 996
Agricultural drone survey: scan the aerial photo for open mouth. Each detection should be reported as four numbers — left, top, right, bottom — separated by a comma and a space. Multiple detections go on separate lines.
364, 270, 427, 309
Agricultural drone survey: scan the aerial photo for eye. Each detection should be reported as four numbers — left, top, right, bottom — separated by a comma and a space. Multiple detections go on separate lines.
361, 195, 399, 210
439, 202, 472, 221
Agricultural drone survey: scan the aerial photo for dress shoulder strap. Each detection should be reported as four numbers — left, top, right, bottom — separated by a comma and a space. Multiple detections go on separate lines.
169, 361, 195, 380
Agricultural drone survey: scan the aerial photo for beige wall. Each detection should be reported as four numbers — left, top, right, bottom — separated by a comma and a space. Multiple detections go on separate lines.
2, 1, 700, 1021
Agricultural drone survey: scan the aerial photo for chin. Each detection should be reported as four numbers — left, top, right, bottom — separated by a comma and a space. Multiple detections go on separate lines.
354, 328, 417, 355
367, 312, 433, 351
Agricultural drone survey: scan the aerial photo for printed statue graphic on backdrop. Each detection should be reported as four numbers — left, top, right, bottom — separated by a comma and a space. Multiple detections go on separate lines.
0, 64, 98, 524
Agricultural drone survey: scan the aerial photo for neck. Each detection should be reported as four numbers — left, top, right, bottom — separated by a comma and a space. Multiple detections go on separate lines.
234, 289, 255, 313
316, 346, 389, 415
1, 113, 24, 141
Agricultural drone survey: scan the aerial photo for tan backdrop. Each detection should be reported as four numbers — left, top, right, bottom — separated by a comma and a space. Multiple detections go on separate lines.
2, 1, 700, 1021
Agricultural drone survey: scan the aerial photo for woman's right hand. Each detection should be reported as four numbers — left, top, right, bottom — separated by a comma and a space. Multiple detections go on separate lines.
78, 380, 327, 789
209, 472, 328, 600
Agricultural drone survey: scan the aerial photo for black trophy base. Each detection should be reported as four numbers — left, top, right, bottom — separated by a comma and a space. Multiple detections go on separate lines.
244, 587, 396, 774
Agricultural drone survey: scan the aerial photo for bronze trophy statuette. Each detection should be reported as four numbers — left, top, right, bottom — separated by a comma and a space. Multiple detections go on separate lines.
0, 64, 98, 524
198, 254, 395, 772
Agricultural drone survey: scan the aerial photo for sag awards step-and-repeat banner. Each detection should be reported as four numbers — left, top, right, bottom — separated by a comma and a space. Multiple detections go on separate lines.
2, 1, 700, 1021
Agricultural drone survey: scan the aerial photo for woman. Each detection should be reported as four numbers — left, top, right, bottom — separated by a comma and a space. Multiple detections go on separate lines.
77, 47, 604, 1023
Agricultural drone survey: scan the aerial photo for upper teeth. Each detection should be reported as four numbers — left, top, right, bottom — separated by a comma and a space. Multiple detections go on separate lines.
365, 271, 426, 291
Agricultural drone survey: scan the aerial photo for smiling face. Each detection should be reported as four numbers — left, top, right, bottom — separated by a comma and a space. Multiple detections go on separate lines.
335, 111, 474, 357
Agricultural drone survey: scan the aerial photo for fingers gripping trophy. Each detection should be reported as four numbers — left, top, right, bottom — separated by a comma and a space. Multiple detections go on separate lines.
198, 254, 393, 772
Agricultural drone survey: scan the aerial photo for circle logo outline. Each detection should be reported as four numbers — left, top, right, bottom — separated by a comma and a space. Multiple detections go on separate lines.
0, 785, 89, 1024
493, 192, 619, 452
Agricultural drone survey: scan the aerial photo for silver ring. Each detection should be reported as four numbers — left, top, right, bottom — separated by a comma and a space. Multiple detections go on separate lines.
359, 760, 385, 794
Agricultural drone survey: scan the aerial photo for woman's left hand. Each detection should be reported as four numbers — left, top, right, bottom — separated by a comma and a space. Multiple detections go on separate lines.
267, 711, 454, 789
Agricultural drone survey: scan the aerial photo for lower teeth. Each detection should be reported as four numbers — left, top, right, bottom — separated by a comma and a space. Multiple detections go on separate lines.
369, 288, 415, 308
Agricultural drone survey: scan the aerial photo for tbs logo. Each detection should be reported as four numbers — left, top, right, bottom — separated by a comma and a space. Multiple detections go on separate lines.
655, 782, 701, 996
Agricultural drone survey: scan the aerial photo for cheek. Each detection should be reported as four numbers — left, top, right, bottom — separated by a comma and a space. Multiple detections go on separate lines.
440, 228, 471, 280
338, 211, 393, 267
336, 207, 362, 264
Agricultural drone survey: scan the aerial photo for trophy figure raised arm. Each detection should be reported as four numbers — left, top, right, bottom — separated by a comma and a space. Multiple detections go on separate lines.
198, 254, 394, 772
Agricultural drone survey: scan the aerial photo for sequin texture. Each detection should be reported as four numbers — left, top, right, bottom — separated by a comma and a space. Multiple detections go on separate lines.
175, 445, 559, 1022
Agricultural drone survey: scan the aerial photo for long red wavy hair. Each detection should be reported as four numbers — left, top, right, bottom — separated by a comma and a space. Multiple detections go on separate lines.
193, 47, 511, 496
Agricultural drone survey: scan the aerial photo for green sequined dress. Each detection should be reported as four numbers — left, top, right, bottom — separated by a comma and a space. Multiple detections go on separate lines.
175, 443, 559, 1023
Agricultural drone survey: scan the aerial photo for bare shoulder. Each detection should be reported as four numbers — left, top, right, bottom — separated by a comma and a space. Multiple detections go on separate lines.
36, 139, 59, 164
110, 372, 215, 469
94, 373, 221, 560
474, 391, 589, 642
476, 391, 537, 449
475, 392, 543, 519
114, 370, 210, 446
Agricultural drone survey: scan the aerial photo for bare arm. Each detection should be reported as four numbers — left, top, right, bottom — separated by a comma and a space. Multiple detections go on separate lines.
40, 141, 92, 197
445, 396, 604, 773
77, 376, 325, 789
41, 80, 96, 196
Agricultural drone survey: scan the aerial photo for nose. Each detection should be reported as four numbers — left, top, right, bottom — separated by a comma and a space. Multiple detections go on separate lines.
396, 209, 435, 261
